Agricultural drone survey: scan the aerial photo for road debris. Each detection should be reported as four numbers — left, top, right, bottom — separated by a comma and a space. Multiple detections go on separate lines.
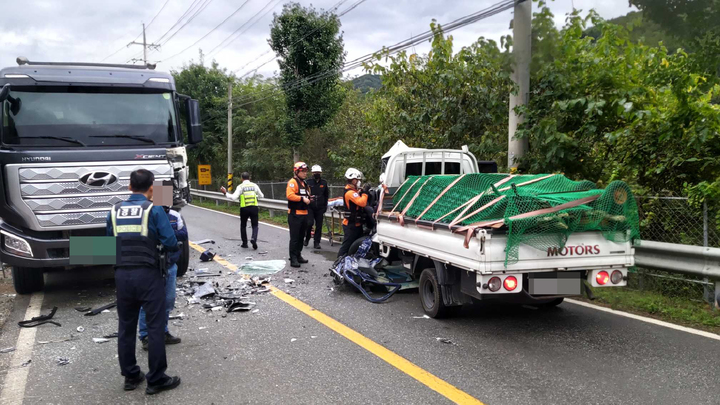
93, 338, 110, 344
284, 278, 295, 284
168, 313, 185, 320
38, 335, 79, 345
103, 332, 119, 339
0, 347, 15, 354
251, 309, 259, 314
84, 302, 117, 316
413, 315, 430, 319
56, 357, 71, 366
200, 249, 216, 262
76, 326, 85, 333
75, 307, 91, 313
435, 337, 457, 345
193, 283, 216, 299
199, 327, 208, 330
21, 360, 31, 367
193, 239, 216, 245
236, 260, 285, 275
226, 301, 256, 312
18, 306, 60, 328
291, 338, 297, 343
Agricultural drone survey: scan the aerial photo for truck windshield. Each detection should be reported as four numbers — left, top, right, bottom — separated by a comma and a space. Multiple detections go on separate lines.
1, 87, 178, 147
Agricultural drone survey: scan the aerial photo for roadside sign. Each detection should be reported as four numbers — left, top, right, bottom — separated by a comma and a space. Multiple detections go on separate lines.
198, 165, 212, 185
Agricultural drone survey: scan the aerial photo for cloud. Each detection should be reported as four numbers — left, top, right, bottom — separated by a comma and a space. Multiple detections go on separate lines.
0, 0, 635, 78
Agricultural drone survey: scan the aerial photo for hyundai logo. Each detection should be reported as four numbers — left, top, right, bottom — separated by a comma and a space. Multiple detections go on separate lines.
80, 172, 118, 187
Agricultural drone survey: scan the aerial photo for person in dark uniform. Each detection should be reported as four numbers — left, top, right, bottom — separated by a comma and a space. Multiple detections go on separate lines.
106, 169, 181, 395
286, 161, 311, 268
304, 165, 329, 249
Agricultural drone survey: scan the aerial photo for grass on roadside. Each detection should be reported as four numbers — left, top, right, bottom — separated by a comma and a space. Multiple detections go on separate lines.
580, 286, 720, 333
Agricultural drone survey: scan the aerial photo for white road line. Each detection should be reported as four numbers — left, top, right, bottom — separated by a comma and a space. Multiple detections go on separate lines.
565, 298, 720, 341
0, 292, 45, 405
190, 204, 720, 341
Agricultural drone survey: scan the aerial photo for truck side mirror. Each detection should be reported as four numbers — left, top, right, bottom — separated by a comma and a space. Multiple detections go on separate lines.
0, 84, 9, 102
186, 99, 203, 144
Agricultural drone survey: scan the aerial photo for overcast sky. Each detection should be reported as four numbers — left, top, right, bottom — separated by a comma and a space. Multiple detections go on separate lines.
0, 0, 636, 79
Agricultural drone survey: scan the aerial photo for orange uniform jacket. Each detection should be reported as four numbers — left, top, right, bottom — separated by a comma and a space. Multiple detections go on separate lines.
343, 185, 368, 226
286, 177, 310, 215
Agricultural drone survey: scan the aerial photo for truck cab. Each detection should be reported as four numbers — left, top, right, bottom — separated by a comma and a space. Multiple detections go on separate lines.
0, 57, 203, 293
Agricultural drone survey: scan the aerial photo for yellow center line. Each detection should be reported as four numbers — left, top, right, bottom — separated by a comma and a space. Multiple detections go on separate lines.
188, 241, 484, 405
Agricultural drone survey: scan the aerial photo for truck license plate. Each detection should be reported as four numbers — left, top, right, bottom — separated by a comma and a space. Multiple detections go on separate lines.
528, 272, 581, 295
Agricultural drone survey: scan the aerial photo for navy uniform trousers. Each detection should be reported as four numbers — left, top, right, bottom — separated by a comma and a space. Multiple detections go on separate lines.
116, 266, 168, 385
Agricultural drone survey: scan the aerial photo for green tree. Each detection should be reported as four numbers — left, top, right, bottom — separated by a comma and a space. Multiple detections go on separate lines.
268, 2, 346, 162
363, 22, 514, 171
172, 53, 232, 187
629, 0, 720, 76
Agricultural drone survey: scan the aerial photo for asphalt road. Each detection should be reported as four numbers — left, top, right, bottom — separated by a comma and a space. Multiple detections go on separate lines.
1, 204, 720, 404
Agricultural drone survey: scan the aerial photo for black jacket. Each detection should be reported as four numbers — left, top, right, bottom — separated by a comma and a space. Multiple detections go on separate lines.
307, 177, 329, 211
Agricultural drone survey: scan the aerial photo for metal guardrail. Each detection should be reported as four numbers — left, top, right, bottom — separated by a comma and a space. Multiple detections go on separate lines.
635, 241, 720, 279
189, 188, 338, 218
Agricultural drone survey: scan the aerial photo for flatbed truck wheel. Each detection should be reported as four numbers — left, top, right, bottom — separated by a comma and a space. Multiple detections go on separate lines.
12, 266, 44, 294
419, 267, 459, 318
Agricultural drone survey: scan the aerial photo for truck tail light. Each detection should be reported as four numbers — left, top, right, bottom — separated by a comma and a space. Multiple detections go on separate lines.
596, 271, 609, 285
611, 270, 623, 284
503, 276, 518, 291
488, 277, 502, 292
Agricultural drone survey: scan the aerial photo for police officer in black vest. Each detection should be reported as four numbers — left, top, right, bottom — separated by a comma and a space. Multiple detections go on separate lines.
106, 169, 181, 395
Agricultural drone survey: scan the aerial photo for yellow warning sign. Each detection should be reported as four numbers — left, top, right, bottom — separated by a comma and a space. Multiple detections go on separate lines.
198, 165, 212, 186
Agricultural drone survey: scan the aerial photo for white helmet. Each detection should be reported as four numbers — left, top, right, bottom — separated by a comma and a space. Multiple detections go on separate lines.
345, 168, 363, 180
311, 165, 322, 173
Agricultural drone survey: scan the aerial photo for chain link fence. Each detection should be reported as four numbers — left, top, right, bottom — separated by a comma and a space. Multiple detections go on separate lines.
633, 197, 718, 306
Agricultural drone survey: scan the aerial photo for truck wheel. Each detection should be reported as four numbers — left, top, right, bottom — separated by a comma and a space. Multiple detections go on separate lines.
12, 267, 44, 294
419, 268, 457, 318
347, 237, 366, 256
177, 240, 190, 278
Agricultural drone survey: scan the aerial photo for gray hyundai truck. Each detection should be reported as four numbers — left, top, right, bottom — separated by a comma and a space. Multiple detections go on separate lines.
0, 57, 203, 294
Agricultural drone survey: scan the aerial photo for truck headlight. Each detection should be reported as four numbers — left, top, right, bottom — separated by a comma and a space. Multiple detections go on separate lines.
1, 230, 33, 257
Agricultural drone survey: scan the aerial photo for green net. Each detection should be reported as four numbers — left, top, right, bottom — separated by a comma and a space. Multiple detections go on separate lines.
390, 174, 640, 265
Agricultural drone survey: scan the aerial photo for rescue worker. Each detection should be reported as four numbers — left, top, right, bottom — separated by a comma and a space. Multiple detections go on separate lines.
287, 162, 311, 268
138, 205, 188, 351
106, 169, 181, 395
337, 168, 369, 258
221, 172, 264, 249
304, 165, 329, 249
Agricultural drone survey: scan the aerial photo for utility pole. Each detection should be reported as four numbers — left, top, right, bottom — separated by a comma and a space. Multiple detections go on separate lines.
508, 0, 532, 171
128, 23, 160, 65
227, 81, 233, 192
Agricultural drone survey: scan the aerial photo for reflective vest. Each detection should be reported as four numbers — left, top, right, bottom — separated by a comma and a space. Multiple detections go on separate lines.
110, 200, 159, 269
240, 182, 259, 208
287, 177, 310, 215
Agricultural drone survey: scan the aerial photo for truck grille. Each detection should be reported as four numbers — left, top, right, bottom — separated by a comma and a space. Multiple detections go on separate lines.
6, 161, 173, 230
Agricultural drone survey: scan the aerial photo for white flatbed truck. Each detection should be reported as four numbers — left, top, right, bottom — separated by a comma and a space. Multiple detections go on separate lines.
371, 142, 634, 317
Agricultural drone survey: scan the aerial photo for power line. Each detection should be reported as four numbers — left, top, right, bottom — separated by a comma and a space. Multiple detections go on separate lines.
231, 0, 516, 110
153, 0, 205, 44
236, 0, 364, 78
158, 0, 252, 63
206, 0, 282, 58
99, 0, 172, 62
159, 0, 215, 46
